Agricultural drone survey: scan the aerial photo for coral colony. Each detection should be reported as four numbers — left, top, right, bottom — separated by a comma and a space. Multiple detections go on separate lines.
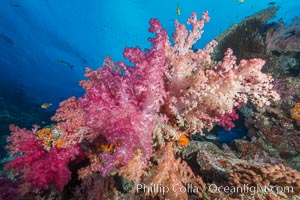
2, 11, 300, 199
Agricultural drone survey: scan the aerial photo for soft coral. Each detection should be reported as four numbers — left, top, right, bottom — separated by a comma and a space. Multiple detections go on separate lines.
5, 125, 80, 193
78, 18, 168, 175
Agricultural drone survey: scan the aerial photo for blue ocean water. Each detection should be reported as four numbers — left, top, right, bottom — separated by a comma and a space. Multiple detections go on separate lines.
0, 0, 298, 109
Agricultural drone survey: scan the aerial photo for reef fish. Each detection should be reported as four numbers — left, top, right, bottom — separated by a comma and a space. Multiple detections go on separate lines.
58, 60, 74, 69
41, 103, 52, 109
268, 2, 276, 6
0, 33, 14, 45
176, 3, 181, 16
10, 4, 21, 8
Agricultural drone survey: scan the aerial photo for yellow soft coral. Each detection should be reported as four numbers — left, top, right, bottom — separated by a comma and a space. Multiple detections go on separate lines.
291, 103, 300, 121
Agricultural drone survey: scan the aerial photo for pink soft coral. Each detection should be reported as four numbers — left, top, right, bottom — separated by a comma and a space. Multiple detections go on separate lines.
78, 17, 168, 175
5, 125, 80, 193
164, 12, 280, 134
51, 96, 94, 148
217, 108, 239, 131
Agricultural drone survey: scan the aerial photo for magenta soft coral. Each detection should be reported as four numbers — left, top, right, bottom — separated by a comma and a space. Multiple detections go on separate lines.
78, 18, 168, 174
5, 125, 80, 193
25, 146, 80, 191
217, 109, 239, 131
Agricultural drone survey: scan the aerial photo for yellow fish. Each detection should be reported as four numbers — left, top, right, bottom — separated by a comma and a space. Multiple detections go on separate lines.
176, 3, 181, 16
41, 103, 52, 109
238, 0, 245, 3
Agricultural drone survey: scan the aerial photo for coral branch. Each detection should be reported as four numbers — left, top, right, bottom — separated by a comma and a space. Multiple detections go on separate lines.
164, 12, 280, 134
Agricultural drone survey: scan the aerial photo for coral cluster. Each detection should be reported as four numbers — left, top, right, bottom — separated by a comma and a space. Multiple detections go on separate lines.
181, 141, 300, 199
3, 9, 295, 200
51, 96, 91, 148
143, 143, 205, 200
211, 5, 300, 175
36, 126, 63, 150
291, 103, 300, 121
266, 18, 300, 53
229, 163, 300, 193
164, 12, 279, 134
5, 125, 80, 195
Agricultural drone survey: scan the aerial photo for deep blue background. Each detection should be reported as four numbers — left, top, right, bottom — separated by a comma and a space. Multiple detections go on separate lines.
0, 0, 298, 110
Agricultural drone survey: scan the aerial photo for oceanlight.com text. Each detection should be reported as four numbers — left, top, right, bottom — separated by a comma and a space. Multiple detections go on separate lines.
208, 184, 294, 194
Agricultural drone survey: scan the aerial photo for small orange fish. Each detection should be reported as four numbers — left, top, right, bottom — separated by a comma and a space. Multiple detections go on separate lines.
41, 103, 52, 109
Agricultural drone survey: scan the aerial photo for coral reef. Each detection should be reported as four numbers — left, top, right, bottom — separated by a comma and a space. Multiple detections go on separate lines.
181, 141, 300, 199
212, 1, 300, 173
164, 11, 279, 135
266, 18, 300, 53
212, 6, 280, 61
1, 8, 299, 200
229, 163, 300, 193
